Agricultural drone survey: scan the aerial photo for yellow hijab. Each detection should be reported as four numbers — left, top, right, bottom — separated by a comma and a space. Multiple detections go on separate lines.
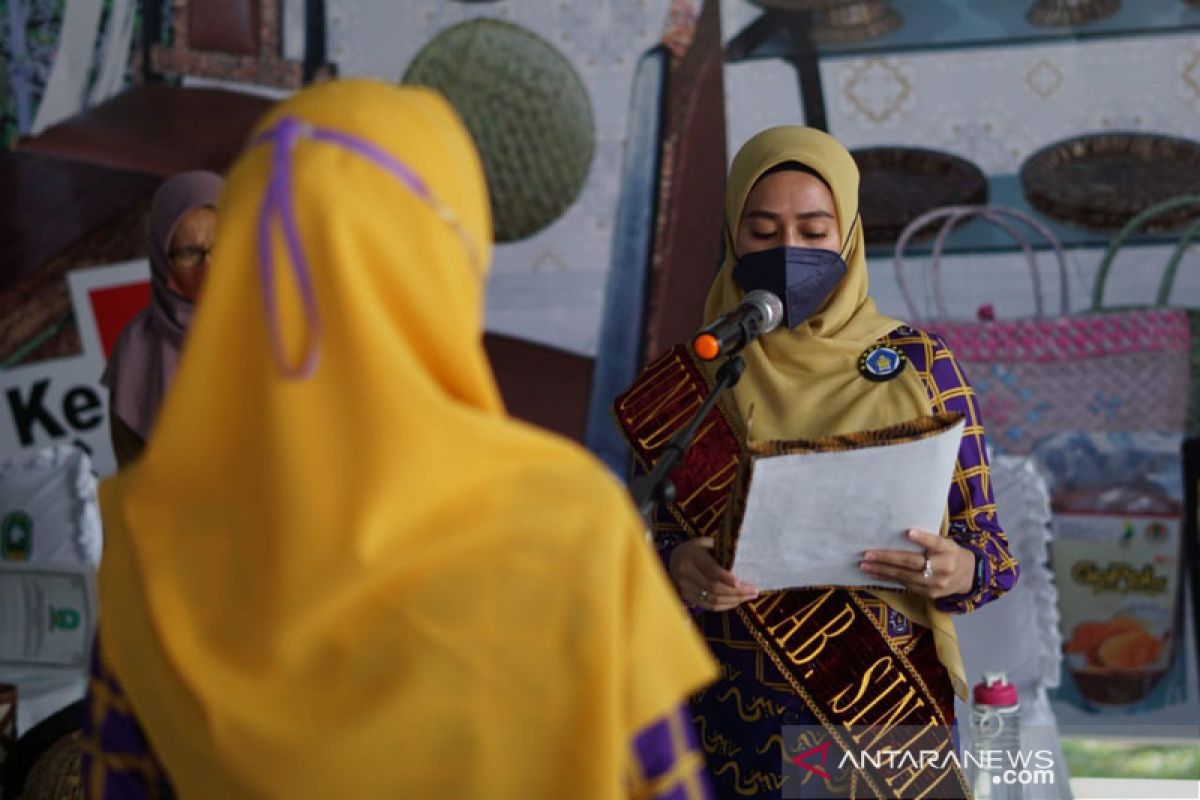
705, 125, 930, 439
706, 126, 966, 698
98, 79, 715, 798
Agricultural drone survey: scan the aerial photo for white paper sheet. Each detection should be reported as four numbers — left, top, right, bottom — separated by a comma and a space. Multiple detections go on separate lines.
731, 419, 965, 591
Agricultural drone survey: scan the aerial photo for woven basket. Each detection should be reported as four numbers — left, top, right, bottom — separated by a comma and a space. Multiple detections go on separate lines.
1026, 0, 1121, 26
894, 205, 1191, 454
854, 147, 988, 245
402, 19, 595, 243
750, 0, 901, 42
1094, 195, 1200, 434
1020, 132, 1200, 232
749, 0, 845, 10
20, 732, 84, 800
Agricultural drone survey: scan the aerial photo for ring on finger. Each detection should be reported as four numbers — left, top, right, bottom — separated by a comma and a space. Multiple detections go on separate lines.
922, 555, 933, 580
699, 588, 710, 602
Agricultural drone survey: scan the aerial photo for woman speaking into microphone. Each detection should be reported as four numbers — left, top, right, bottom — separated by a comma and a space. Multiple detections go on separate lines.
614, 126, 1019, 799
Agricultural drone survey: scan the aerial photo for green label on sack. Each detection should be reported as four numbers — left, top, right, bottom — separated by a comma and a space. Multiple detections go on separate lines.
49, 606, 81, 631
1, 511, 33, 561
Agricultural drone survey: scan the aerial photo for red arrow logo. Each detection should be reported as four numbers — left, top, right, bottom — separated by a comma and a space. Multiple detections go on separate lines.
791, 739, 833, 780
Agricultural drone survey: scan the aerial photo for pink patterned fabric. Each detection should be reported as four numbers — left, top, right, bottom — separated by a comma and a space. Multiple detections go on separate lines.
932, 308, 1190, 363
926, 308, 1191, 454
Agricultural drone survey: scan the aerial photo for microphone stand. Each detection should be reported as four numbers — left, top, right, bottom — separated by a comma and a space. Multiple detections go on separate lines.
631, 354, 746, 522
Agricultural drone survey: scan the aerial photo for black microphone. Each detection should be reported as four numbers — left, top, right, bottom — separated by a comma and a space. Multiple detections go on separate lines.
691, 290, 784, 361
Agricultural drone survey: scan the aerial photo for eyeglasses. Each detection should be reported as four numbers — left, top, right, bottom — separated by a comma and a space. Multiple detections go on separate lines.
169, 246, 213, 269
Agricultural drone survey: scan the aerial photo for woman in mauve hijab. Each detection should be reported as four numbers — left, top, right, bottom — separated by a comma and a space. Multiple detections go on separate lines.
102, 170, 223, 468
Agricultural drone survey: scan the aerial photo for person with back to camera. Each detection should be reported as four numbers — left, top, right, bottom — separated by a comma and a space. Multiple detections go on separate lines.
615, 126, 1020, 799
80, 79, 719, 799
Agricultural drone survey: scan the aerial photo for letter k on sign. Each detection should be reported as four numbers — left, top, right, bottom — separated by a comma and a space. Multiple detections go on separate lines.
791, 739, 832, 780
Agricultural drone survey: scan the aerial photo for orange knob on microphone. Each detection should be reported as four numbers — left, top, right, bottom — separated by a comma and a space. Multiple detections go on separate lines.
693, 333, 721, 361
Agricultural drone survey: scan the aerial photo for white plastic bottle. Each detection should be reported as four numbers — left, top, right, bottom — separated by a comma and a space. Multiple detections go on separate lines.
968, 671, 1022, 800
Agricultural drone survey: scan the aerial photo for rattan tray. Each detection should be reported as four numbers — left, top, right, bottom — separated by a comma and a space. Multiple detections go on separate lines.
1020, 132, 1200, 232
750, 0, 845, 9
853, 147, 988, 245
1027, 0, 1120, 27
749, 0, 901, 43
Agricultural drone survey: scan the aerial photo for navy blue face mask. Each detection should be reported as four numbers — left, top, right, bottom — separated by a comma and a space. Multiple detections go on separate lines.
732, 246, 848, 330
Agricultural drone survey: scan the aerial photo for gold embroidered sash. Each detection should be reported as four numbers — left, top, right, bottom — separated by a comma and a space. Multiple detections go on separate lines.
613, 345, 744, 538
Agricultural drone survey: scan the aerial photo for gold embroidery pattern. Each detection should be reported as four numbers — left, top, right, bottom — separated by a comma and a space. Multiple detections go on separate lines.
714, 686, 787, 724
711, 760, 790, 797
694, 715, 744, 759
613, 346, 744, 539
702, 609, 794, 693
737, 590, 970, 799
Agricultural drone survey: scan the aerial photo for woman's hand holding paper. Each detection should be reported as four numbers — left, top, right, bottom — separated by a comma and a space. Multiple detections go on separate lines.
669, 537, 761, 612
859, 528, 975, 599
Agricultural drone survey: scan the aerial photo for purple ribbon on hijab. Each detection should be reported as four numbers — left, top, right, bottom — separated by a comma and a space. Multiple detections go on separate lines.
103, 171, 224, 439
251, 116, 479, 380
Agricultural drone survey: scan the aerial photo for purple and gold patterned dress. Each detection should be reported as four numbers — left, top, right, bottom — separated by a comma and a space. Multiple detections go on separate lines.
80, 647, 713, 799
650, 327, 1019, 799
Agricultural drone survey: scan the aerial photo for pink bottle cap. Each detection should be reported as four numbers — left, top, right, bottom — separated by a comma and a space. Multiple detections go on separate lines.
973, 671, 1018, 706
